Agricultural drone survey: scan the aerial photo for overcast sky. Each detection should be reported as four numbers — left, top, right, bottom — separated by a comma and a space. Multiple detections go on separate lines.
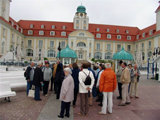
10, 0, 159, 29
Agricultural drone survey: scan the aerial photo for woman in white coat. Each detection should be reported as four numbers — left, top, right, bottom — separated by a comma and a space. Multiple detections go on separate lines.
58, 67, 74, 118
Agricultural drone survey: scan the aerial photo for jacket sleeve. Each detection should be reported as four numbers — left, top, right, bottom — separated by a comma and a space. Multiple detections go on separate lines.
99, 72, 105, 92
113, 73, 117, 91
96, 71, 102, 87
89, 72, 95, 89
116, 68, 121, 77
123, 69, 130, 82
26, 67, 30, 80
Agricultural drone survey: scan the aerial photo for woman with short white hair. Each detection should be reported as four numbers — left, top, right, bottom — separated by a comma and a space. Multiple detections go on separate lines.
58, 67, 74, 118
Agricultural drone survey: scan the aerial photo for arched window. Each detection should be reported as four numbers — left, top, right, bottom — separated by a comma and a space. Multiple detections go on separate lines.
142, 52, 145, 61
77, 42, 86, 47
96, 33, 101, 38
105, 52, 112, 59
94, 52, 102, 60
47, 50, 56, 58
107, 34, 111, 39
1, 42, 5, 54
26, 49, 33, 56
148, 51, 152, 58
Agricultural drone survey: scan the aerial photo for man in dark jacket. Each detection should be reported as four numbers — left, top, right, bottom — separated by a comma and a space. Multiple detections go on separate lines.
26, 61, 35, 95
71, 63, 80, 107
55, 60, 64, 99
33, 61, 43, 101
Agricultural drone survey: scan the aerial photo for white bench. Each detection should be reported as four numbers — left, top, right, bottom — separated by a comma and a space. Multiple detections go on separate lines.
0, 82, 16, 102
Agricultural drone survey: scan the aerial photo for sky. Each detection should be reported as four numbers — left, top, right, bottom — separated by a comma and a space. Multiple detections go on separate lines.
10, 0, 159, 30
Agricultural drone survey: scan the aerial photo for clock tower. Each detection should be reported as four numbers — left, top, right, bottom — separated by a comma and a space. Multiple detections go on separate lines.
73, 5, 89, 30
0, 0, 11, 21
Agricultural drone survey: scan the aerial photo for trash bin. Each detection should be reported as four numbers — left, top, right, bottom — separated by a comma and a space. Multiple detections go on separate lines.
155, 73, 159, 80
6, 67, 8, 71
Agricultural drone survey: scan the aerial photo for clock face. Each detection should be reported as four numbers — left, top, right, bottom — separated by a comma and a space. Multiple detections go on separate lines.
80, 13, 83, 17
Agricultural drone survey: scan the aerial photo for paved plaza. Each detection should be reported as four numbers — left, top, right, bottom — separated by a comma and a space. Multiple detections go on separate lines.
0, 68, 160, 120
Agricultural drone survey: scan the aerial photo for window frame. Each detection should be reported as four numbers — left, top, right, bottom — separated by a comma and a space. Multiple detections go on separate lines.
41, 25, 44, 28
28, 40, 32, 47
28, 30, 33, 35
96, 33, 101, 38
107, 34, 111, 39
96, 43, 101, 50
107, 44, 111, 51
127, 36, 131, 40
117, 44, 121, 51
61, 31, 66, 36
39, 31, 44, 35
50, 31, 55, 36
117, 35, 121, 39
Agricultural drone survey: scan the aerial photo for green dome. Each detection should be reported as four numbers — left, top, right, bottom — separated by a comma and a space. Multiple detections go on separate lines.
57, 44, 77, 58
112, 47, 134, 60
76, 5, 86, 14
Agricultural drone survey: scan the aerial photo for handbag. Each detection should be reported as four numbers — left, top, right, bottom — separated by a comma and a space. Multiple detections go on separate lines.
28, 86, 35, 98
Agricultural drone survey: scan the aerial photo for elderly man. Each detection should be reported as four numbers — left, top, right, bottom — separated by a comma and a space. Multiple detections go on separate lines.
98, 63, 117, 114
119, 62, 131, 106
130, 64, 141, 98
26, 61, 35, 95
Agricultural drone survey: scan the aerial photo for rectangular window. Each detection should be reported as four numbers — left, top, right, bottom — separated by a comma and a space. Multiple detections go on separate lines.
83, 26, 86, 30
17, 36, 19, 44
76, 26, 79, 29
39, 31, 44, 35
50, 41, 54, 48
142, 33, 145, 37
148, 41, 151, 49
30, 24, 33, 28
127, 45, 131, 51
149, 30, 153, 35
89, 43, 92, 48
71, 42, 73, 47
117, 44, 121, 51
136, 44, 138, 50
39, 40, 43, 48
137, 35, 139, 39
107, 44, 111, 51
76, 20, 79, 24
12, 34, 14, 42
96, 43, 100, 50
107, 34, 111, 39
84, 20, 86, 24
61, 41, 65, 48
28, 40, 32, 47
96, 28, 99, 31
89, 53, 91, 58
3, 28, 5, 36
62, 26, 66, 29
141, 43, 144, 50
61, 32, 66, 36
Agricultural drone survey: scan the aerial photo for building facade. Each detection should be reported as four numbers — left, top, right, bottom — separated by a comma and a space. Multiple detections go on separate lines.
0, 0, 160, 65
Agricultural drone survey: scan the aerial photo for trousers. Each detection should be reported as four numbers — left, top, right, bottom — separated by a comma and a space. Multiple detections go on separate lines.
60, 101, 71, 117
121, 84, 130, 104
73, 89, 79, 105
43, 81, 49, 95
118, 82, 122, 97
101, 92, 113, 114
26, 81, 33, 95
80, 93, 89, 115
34, 86, 40, 100
130, 82, 139, 97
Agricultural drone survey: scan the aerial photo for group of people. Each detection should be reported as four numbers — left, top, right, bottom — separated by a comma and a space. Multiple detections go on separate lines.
24, 59, 141, 118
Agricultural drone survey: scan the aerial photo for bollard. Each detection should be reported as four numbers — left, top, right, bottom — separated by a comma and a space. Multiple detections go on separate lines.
6, 67, 8, 71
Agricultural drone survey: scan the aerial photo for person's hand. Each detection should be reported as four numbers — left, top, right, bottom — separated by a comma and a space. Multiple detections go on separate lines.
86, 87, 90, 91
28, 79, 30, 82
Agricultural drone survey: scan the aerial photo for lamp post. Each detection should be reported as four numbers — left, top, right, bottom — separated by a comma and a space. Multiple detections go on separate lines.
58, 42, 61, 60
12, 48, 14, 65
153, 47, 160, 75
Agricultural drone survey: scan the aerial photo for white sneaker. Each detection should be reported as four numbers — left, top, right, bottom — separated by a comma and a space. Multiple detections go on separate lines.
45, 94, 48, 97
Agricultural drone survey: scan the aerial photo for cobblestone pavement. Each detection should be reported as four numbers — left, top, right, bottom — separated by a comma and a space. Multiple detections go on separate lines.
73, 75, 160, 120
0, 87, 52, 120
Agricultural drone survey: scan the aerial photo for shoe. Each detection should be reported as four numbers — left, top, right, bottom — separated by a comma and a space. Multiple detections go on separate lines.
96, 99, 100, 102
65, 114, 69, 117
117, 96, 122, 99
98, 112, 106, 115
73, 105, 76, 108
58, 115, 64, 118
108, 112, 112, 114
130, 96, 133, 98
78, 112, 84, 116
89, 104, 92, 106
45, 94, 48, 97
98, 104, 103, 106
118, 103, 125, 106
125, 102, 131, 105
135, 96, 139, 98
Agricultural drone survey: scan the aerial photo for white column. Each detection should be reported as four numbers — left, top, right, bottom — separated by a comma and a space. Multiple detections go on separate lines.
63, 58, 64, 64
73, 38, 76, 50
69, 58, 71, 64
145, 40, 147, 59
45, 39, 47, 57
91, 39, 94, 58
56, 39, 59, 55
7, 28, 10, 51
154, 37, 159, 48
87, 39, 89, 60
102, 42, 105, 60
123, 43, 125, 50
33, 38, 36, 59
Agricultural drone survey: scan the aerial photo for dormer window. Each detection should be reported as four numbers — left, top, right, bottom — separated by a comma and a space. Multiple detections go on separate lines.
11, 21, 14, 26
142, 33, 145, 37
21, 28, 23, 33
41, 25, 44, 28
96, 33, 101, 38
117, 35, 121, 39
16, 25, 19, 30
30, 24, 33, 28
62, 26, 66, 29
52, 25, 55, 29
149, 30, 153, 35
28, 30, 33, 35
61, 31, 66, 36
39, 30, 44, 35
127, 36, 131, 40
137, 35, 139, 39
126, 30, 129, 34
106, 29, 110, 32
96, 28, 99, 31
107, 34, 111, 39
116, 29, 119, 33
50, 31, 55, 36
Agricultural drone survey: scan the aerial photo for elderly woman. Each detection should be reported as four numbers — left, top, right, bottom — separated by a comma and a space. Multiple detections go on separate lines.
58, 67, 74, 118
33, 61, 44, 101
